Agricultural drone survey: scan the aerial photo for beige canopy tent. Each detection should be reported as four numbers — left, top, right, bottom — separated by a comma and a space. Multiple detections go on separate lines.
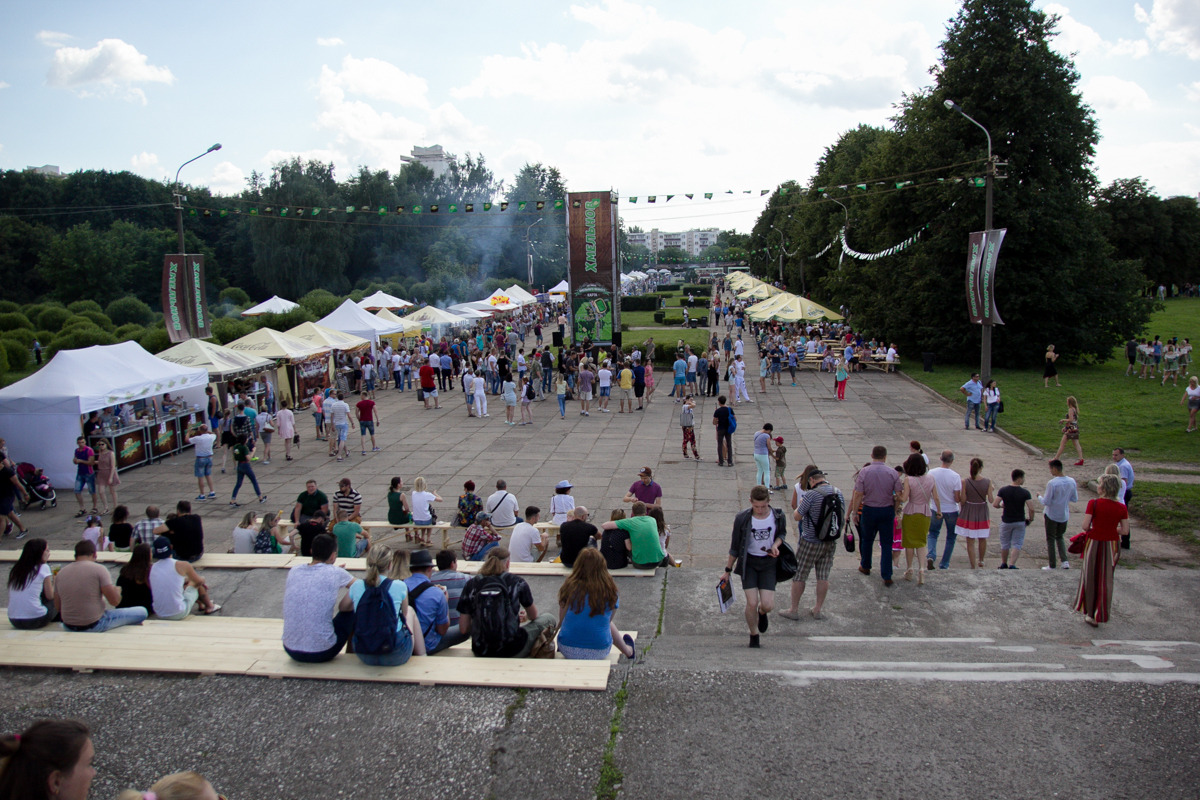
375, 308, 423, 338
406, 306, 471, 326
747, 295, 844, 322
737, 283, 783, 301
156, 338, 275, 382
744, 292, 798, 319
285, 322, 371, 352
225, 328, 332, 407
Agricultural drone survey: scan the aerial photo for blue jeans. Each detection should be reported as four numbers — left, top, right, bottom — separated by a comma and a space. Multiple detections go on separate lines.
927, 511, 959, 569
542, 371, 552, 393
356, 626, 414, 666
232, 463, 261, 500
468, 541, 499, 561
965, 401, 980, 428
983, 402, 999, 430
558, 395, 567, 416
65, 606, 148, 632
754, 453, 771, 486
285, 610, 354, 663
858, 505, 895, 581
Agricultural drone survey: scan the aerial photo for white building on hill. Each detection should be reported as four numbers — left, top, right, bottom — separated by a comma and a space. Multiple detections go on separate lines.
627, 228, 720, 256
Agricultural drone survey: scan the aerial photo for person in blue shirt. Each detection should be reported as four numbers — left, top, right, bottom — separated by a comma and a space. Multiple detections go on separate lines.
556, 548, 635, 660
671, 354, 687, 401
1038, 460, 1079, 569
959, 373, 984, 430
404, 549, 469, 654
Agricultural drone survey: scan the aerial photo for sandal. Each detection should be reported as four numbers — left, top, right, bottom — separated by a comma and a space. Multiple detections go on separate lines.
622, 633, 636, 660
75, 510, 87, 518
202, 603, 222, 615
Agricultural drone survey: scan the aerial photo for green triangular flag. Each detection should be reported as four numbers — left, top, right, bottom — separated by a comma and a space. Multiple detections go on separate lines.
483, 202, 492, 211
518, 201, 527, 211
685, 193, 693, 199
553, 199, 564, 209
346, 206, 355, 213
704, 193, 713, 199
501, 202, 509, 211
430, 204, 439, 213
448, 204, 457, 213
219, 209, 228, 217
629, 197, 637, 203
648, 196, 656, 203
378, 206, 387, 215
465, 203, 473, 213
413, 205, 422, 214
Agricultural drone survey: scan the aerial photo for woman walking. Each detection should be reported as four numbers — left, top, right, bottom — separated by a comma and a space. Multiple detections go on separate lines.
982, 379, 1001, 432
276, 398, 296, 461
557, 549, 636, 660
93, 438, 120, 515
1074, 474, 1128, 627
1051, 396, 1084, 466
753, 423, 775, 488
1043, 344, 1061, 387
257, 403, 274, 465
955, 457, 994, 569
901, 454, 940, 585
1182, 376, 1200, 432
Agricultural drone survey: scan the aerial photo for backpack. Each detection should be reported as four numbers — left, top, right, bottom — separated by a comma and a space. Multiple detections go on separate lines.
253, 528, 279, 554
470, 575, 521, 657
525, 381, 536, 401
353, 578, 400, 655
810, 489, 845, 542
727, 408, 737, 434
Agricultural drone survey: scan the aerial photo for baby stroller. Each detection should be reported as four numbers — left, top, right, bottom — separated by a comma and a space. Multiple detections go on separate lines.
16, 462, 57, 510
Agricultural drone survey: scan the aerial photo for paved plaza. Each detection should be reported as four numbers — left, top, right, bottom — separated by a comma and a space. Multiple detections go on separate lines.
2, 349, 1198, 799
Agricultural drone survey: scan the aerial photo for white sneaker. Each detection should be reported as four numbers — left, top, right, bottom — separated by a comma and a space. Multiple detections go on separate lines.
1042, 566, 1053, 570
1061, 561, 1070, 569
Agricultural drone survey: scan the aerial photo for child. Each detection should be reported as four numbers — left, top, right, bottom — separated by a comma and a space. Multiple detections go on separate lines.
834, 357, 849, 400
680, 395, 700, 459
992, 468, 1034, 569
772, 436, 787, 490
82, 514, 112, 552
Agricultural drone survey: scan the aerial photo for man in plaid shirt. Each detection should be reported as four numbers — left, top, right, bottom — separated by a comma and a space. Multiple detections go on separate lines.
462, 512, 502, 561
133, 505, 164, 546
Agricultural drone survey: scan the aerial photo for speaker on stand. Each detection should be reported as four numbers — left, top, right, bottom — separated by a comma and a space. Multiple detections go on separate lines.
552, 331, 564, 348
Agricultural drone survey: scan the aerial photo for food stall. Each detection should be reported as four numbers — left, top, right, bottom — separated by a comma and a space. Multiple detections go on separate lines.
156, 337, 278, 417
0, 342, 209, 487
225, 328, 332, 411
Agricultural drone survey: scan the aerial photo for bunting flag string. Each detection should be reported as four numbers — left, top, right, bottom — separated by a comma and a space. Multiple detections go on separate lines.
837, 224, 928, 261
810, 240, 835, 259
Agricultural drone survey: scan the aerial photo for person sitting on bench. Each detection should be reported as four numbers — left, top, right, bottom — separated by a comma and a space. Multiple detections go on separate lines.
282, 534, 355, 663
149, 536, 219, 619
55, 540, 148, 632
405, 549, 469, 654
456, 547, 557, 658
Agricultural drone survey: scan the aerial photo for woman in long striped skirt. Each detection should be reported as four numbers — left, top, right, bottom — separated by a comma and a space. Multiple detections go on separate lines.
1074, 474, 1128, 627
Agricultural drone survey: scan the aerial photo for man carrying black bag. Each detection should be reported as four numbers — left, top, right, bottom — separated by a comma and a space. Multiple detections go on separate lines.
781, 469, 844, 622
721, 484, 789, 648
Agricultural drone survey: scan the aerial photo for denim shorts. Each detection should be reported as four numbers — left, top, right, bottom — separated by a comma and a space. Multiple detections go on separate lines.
74, 473, 96, 494
334, 423, 349, 442
359, 421, 375, 435
599, 387, 611, 397
741, 554, 778, 591
194, 456, 213, 478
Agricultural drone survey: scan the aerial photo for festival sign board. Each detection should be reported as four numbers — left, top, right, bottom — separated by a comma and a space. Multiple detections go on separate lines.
566, 191, 619, 346
161, 254, 211, 342
114, 429, 147, 470
964, 229, 1006, 325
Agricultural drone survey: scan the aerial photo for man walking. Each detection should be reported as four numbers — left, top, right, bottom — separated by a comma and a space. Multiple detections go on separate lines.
326, 391, 352, 461
1112, 448, 1135, 548
355, 393, 380, 455
926, 450, 962, 570
959, 372, 984, 430
993, 469, 1034, 569
1038, 459, 1078, 570
849, 445, 903, 586
680, 395, 700, 460
781, 468, 842, 621
722, 485, 788, 648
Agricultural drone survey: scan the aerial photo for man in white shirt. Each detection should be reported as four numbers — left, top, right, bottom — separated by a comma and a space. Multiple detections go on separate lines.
391, 351, 402, 391
733, 337, 745, 358
687, 350, 699, 395
325, 392, 352, 461
190, 425, 218, 501
886, 344, 898, 363
597, 363, 613, 412
733, 355, 751, 404
927, 450, 963, 570
485, 479, 520, 527
509, 506, 548, 562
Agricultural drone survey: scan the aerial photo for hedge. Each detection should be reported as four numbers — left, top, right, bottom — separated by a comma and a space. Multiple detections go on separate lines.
48, 327, 116, 358
621, 296, 660, 312
665, 297, 710, 309
0, 313, 33, 332
0, 301, 20, 314
77, 310, 116, 332
106, 297, 155, 327
653, 310, 666, 323
680, 284, 709, 295
1, 328, 35, 347
67, 300, 104, 315
0, 343, 8, 386
0, 338, 28, 371
37, 307, 73, 332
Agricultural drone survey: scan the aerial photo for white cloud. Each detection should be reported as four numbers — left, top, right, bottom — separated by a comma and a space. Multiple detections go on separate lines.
319, 56, 429, 108
47, 38, 174, 104
130, 151, 158, 169
1044, 4, 1149, 58
1136, 0, 1200, 59
205, 161, 247, 196
1186, 81, 1200, 102
36, 30, 72, 47
1097, 138, 1200, 198
1084, 75, 1153, 110
0, 81, 9, 90
316, 37, 344, 47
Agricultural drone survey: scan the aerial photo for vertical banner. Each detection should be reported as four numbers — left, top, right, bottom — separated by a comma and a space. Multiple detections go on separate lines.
162, 254, 211, 342
964, 229, 1006, 325
566, 191, 618, 346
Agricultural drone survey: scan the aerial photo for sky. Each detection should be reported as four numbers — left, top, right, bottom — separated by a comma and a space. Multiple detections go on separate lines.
0, 0, 1197, 234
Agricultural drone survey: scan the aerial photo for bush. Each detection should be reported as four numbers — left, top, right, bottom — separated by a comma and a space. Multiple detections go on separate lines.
77, 310, 116, 332
48, 327, 116, 358
621, 296, 660, 312
251, 307, 316, 332
653, 310, 666, 324
210, 317, 255, 345
67, 300, 104, 315
2, 328, 35, 347
681, 284, 709, 295
139, 327, 172, 354
115, 323, 145, 342
0, 312, 33, 332
0, 342, 8, 386
0, 338, 28, 371
219, 287, 252, 307
662, 315, 685, 326
106, 297, 155, 327
62, 315, 101, 332
35, 330, 57, 346
37, 307, 73, 332
0, 301, 20, 314
298, 289, 341, 318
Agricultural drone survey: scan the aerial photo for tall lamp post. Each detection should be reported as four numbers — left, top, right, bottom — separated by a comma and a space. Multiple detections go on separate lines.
525, 217, 543, 288
173, 143, 222, 255
769, 219, 798, 289
944, 99, 996, 384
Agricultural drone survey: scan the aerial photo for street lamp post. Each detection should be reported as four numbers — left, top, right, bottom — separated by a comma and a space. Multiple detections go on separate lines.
525, 217, 543, 288
769, 219, 798, 290
173, 143, 222, 255
944, 99, 995, 384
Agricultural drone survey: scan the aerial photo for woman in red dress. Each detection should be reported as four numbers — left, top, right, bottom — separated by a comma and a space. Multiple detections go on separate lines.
1074, 474, 1128, 627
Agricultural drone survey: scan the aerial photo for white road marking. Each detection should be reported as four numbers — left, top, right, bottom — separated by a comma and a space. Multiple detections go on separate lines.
771, 670, 1200, 685
1092, 640, 1199, 650
787, 661, 1064, 671
806, 636, 995, 644
1080, 655, 1175, 670
982, 646, 1037, 653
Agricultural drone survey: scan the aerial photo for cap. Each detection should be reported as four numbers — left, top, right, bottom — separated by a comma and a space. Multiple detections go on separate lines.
152, 536, 174, 559
809, 469, 826, 480
409, 549, 435, 569
639, 467, 653, 478
555, 479, 574, 490
774, 436, 784, 444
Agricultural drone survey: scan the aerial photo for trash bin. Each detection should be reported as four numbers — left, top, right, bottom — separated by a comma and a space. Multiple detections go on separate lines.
689, 319, 698, 329
922, 352, 935, 372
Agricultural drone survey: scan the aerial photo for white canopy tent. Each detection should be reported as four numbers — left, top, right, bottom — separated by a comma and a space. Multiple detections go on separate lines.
240, 295, 299, 317
479, 290, 521, 311
406, 306, 471, 326
548, 279, 569, 295
446, 304, 491, 320
504, 285, 538, 306
317, 299, 407, 345
0, 342, 209, 487
357, 290, 413, 311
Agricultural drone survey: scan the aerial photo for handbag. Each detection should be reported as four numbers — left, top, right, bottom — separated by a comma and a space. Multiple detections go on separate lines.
1067, 531, 1088, 555
843, 518, 856, 553
429, 507, 438, 525
997, 400, 1005, 414
775, 540, 798, 582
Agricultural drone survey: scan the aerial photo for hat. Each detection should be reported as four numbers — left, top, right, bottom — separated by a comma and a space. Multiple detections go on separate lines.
555, 479, 574, 490
774, 436, 784, 444
475, 512, 491, 522
152, 536, 174, 559
809, 469, 826, 481
410, 549, 435, 569
639, 467, 653, 478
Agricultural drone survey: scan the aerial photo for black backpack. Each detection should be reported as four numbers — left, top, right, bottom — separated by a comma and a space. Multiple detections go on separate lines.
353, 578, 399, 655
470, 575, 520, 657
810, 489, 845, 542
525, 381, 536, 400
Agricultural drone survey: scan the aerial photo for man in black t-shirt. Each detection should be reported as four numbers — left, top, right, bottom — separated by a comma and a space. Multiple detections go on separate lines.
1, 462, 30, 539
295, 512, 328, 558
456, 547, 557, 658
992, 469, 1034, 570
712, 394, 734, 467
153, 499, 205, 562
558, 507, 599, 567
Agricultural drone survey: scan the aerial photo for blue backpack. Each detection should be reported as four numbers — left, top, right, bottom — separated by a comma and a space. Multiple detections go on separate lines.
353, 578, 399, 655
727, 408, 737, 434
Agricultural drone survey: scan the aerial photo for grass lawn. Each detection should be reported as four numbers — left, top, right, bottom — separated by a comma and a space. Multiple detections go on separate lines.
1133, 483, 1200, 547
906, 298, 1199, 463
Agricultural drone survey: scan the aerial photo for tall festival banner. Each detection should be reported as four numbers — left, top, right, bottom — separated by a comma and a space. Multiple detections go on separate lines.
964, 229, 1006, 325
161, 254, 211, 343
565, 191, 619, 346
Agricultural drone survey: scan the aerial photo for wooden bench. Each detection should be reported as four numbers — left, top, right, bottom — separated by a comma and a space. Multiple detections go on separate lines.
0, 613, 635, 691
279, 520, 456, 550
0, 551, 657, 577
861, 358, 900, 373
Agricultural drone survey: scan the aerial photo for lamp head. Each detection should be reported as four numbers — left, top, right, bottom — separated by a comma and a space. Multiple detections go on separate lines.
943, 99, 959, 111
207, 143, 222, 153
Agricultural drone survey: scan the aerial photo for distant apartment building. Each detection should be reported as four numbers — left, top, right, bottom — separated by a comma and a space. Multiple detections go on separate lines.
626, 227, 720, 257
399, 145, 450, 178
24, 165, 61, 177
